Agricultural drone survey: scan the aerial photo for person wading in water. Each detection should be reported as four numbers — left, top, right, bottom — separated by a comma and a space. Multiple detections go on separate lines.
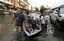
39, 11, 48, 29
12, 9, 25, 32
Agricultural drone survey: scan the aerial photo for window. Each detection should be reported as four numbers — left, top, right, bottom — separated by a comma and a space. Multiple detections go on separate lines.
11, 0, 13, 3
7, 0, 9, 1
60, 8, 64, 14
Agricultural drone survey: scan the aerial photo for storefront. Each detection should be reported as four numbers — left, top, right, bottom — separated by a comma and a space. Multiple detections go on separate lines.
0, 1, 5, 9
0, 1, 14, 10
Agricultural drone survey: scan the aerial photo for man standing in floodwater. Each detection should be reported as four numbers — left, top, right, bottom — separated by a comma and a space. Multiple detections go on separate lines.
12, 9, 25, 32
39, 12, 49, 29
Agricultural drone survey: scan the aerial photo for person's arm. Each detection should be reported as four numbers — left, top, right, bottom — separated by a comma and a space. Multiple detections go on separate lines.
12, 13, 16, 23
36, 24, 39, 27
36, 24, 40, 29
23, 15, 26, 26
12, 17, 16, 21
36, 24, 41, 30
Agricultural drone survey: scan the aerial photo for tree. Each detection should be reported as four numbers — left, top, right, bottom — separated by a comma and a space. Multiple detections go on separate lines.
40, 6, 47, 13
35, 7, 39, 12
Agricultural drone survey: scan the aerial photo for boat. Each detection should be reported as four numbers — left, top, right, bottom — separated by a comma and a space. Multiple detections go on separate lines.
23, 23, 41, 37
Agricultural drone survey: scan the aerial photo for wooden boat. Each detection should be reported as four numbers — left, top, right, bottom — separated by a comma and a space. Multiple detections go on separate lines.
23, 23, 41, 37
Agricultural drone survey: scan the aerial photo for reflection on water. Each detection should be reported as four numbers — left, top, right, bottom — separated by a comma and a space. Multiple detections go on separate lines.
0, 15, 15, 41
0, 14, 64, 41
0, 15, 11, 30
13, 24, 64, 41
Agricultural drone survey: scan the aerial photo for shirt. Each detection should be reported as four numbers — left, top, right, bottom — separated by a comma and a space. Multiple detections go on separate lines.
41, 15, 50, 24
41, 16, 45, 24
45, 15, 50, 23
14, 13, 25, 23
27, 19, 32, 24
31, 19, 36, 25
27, 19, 36, 25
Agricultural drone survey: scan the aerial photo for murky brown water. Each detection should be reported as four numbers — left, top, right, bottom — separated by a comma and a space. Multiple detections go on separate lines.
0, 15, 15, 41
0, 14, 64, 41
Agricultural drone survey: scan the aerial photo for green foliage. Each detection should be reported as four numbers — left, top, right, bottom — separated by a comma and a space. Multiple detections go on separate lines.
40, 6, 47, 13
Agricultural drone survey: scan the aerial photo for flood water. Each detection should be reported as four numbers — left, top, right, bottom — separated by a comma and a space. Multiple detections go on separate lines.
0, 14, 64, 41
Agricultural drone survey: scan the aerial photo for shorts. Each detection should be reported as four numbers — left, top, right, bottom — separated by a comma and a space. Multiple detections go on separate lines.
41, 24, 44, 27
41, 24, 45, 29
15, 22, 23, 27
41, 24, 47, 29
44, 24, 47, 29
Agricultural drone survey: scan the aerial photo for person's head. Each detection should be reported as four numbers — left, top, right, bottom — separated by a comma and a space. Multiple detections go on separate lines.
31, 16, 34, 19
43, 12, 46, 16
17, 9, 22, 13
41, 11, 46, 16
28, 16, 31, 19
36, 18, 38, 21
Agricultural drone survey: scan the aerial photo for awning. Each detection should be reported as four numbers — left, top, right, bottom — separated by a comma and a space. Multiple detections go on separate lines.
0, 2, 5, 9
0, 3, 4, 6
0, 1, 13, 6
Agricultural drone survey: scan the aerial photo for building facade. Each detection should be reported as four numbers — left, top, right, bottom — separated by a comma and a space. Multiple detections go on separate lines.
19, 0, 31, 10
31, 6, 36, 12
0, 0, 14, 9
0, 0, 32, 10
4, 0, 14, 5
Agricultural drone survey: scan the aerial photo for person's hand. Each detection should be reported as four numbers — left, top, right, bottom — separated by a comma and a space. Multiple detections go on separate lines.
11, 21, 14, 23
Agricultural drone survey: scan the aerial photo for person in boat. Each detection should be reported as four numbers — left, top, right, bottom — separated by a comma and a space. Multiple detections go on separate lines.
31, 16, 40, 32
35, 18, 41, 29
12, 9, 26, 32
25, 23, 32, 33
25, 16, 33, 33
35, 18, 39, 25
25, 16, 40, 33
